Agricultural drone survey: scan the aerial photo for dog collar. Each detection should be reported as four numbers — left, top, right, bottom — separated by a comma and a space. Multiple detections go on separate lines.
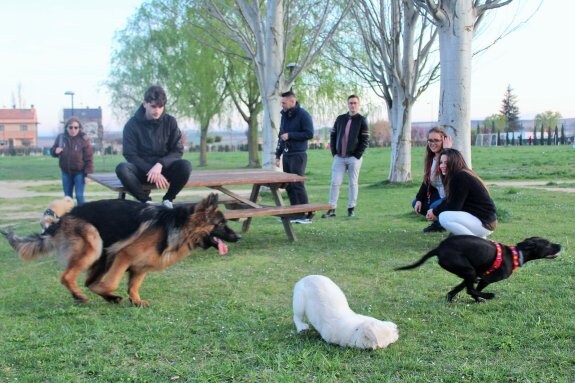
484, 242, 521, 277
511, 246, 521, 270
44, 208, 58, 219
484, 242, 503, 276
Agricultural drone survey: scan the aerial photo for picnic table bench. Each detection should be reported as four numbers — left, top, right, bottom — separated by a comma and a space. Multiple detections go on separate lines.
88, 169, 331, 241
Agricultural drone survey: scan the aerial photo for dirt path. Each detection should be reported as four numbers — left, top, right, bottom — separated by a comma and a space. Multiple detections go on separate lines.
0, 179, 573, 223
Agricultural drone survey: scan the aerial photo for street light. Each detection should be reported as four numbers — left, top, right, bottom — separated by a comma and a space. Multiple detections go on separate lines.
64, 91, 75, 117
286, 63, 298, 92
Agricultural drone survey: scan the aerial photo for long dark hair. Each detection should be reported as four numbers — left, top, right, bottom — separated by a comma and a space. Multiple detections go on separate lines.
440, 148, 489, 199
423, 127, 448, 184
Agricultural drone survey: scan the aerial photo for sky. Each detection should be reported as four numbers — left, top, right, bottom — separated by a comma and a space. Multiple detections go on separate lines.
1, 1, 573, 136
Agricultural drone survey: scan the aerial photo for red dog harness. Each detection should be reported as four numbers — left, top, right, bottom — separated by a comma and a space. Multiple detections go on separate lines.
483, 242, 521, 276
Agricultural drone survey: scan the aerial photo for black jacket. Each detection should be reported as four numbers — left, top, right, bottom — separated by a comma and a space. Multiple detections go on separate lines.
432, 171, 497, 226
122, 105, 184, 173
275, 103, 314, 158
330, 113, 369, 159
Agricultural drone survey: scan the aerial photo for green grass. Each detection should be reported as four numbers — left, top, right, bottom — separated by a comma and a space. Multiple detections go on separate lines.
1, 146, 574, 382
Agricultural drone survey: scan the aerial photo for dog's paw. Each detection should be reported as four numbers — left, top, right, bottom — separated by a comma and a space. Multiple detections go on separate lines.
102, 294, 123, 304
295, 324, 309, 333
480, 292, 495, 300
130, 299, 150, 308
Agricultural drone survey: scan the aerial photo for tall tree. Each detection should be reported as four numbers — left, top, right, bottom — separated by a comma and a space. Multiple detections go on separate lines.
534, 110, 562, 132
413, 0, 513, 166
331, 0, 439, 183
500, 84, 520, 131
204, 0, 350, 169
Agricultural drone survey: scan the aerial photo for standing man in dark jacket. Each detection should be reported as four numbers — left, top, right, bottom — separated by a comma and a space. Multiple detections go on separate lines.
274, 90, 314, 223
115, 85, 191, 208
321, 95, 369, 218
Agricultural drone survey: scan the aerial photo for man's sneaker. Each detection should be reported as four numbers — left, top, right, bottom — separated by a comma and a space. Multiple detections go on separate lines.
162, 200, 174, 209
347, 207, 355, 217
291, 218, 312, 224
423, 222, 445, 233
145, 200, 154, 205
321, 209, 336, 218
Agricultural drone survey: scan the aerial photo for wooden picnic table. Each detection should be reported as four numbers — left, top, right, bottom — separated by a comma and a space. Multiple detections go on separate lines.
88, 169, 331, 241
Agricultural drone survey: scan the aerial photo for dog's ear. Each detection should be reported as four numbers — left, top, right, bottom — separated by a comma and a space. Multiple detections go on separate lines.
517, 237, 545, 251
195, 193, 219, 212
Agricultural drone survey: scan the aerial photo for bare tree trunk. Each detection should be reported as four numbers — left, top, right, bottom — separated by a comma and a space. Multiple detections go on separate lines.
199, 123, 209, 167
414, 0, 514, 167
388, 88, 413, 182
436, 0, 474, 166
247, 116, 260, 168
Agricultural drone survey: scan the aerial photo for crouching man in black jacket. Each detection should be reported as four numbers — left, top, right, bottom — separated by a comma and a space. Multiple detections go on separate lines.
116, 85, 191, 208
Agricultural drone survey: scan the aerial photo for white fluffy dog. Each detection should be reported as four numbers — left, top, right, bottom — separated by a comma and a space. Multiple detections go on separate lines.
293, 275, 399, 350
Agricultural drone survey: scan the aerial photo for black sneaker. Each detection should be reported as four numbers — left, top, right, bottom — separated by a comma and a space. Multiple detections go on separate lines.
321, 209, 336, 218
423, 222, 445, 233
347, 207, 355, 217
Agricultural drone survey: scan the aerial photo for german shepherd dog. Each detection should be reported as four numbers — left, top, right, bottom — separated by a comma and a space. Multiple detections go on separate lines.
2, 193, 241, 306
395, 236, 561, 302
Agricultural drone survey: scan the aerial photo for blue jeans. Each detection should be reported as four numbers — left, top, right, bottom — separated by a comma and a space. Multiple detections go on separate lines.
61, 171, 85, 205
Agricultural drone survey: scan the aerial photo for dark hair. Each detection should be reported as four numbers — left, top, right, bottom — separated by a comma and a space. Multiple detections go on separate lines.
281, 90, 296, 98
423, 127, 448, 184
347, 94, 359, 101
144, 85, 167, 107
440, 148, 489, 199
64, 117, 85, 137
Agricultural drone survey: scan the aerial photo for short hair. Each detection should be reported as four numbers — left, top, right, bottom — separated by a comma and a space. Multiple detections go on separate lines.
144, 85, 167, 107
348, 94, 359, 101
281, 90, 296, 98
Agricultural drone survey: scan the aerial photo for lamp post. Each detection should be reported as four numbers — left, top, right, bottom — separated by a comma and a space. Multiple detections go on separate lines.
64, 91, 75, 117
286, 63, 298, 91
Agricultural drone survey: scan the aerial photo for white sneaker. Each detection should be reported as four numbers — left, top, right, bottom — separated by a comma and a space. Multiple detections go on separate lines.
291, 218, 312, 224
162, 200, 173, 209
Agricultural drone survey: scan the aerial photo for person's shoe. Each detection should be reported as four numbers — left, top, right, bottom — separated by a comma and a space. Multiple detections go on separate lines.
423, 222, 445, 233
162, 200, 174, 209
347, 207, 355, 217
321, 209, 336, 218
145, 200, 154, 205
291, 218, 312, 224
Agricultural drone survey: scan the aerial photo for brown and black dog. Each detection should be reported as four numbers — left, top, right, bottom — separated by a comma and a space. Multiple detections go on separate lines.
395, 235, 561, 302
2, 193, 240, 307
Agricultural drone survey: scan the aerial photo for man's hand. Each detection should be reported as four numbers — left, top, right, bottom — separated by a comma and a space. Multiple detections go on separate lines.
274, 158, 281, 168
54, 147, 63, 154
280, 133, 289, 141
147, 163, 169, 189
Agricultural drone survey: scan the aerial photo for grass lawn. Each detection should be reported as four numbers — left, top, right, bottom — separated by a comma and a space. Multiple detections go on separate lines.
0, 146, 574, 382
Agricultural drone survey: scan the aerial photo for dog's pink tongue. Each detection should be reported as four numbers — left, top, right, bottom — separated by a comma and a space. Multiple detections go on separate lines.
217, 238, 228, 256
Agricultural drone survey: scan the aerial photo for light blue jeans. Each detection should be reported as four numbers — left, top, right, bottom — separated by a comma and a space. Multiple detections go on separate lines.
328, 155, 363, 209
61, 171, 86, 205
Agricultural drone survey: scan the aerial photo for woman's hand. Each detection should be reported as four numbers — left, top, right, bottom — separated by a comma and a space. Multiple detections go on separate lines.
425, 209, 437, 221
414, 201, 422, 214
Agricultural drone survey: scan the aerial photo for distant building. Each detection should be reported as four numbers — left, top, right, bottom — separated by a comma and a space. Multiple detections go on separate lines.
0, 106, 39, 148
64, 107, 103, 151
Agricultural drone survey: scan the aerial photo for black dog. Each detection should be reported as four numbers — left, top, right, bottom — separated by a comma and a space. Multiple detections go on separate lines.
395, 236, 561, 302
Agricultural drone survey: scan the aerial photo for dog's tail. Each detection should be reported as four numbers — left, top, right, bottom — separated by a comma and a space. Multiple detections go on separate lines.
1, 229, 56, 261
395, 248, 438, 271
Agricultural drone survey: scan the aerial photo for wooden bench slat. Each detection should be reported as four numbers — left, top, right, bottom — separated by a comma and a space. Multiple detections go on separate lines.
223, 203, 332, 220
